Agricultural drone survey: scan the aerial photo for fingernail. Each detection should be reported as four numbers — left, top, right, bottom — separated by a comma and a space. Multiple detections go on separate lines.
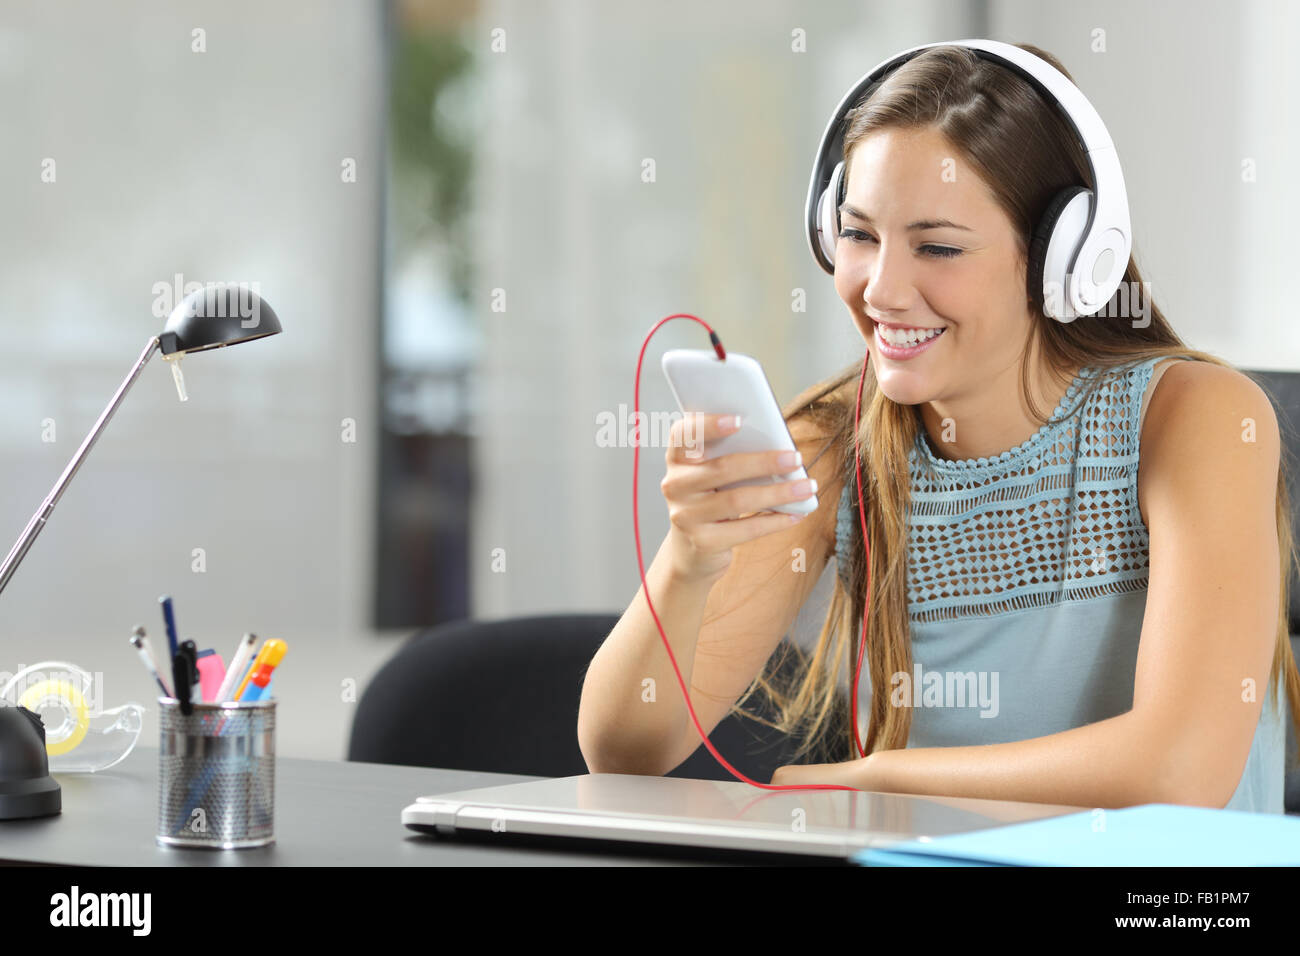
778, 450, 801, 468
721, 415, 742, 431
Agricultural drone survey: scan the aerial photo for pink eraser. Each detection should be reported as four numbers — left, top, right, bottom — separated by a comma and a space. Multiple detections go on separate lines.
196, 651, 227, 703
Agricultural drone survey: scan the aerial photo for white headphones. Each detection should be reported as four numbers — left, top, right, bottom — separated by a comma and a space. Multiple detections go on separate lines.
805, 38, 1131, 323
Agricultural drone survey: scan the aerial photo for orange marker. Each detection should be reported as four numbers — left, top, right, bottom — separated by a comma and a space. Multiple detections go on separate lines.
237, 641, 287, 702
233, 639, 286, 701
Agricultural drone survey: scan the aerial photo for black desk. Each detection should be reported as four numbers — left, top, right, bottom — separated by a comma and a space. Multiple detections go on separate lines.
0, 746, 713, 866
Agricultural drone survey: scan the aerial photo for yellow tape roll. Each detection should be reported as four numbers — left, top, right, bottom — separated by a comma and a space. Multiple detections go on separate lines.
18, 678, 90, 756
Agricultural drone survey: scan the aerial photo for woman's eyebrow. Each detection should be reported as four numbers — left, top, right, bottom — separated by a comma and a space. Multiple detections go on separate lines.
839, 204, 973, 232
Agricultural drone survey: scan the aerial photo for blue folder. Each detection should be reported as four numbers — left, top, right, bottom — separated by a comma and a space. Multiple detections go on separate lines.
853, 804, 1300, 866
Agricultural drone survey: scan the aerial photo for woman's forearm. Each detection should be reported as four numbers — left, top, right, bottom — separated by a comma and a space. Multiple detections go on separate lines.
578, 533, 721, 776
781, 708, 1221, 809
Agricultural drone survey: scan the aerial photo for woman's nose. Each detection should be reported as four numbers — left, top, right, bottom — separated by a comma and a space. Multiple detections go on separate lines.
862, 241, 913, 313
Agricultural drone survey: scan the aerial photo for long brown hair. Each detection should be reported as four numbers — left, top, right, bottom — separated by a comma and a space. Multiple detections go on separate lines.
734, 42, 1300, 777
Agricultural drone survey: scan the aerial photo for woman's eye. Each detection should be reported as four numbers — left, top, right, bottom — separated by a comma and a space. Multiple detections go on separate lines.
836, 229, 961, 259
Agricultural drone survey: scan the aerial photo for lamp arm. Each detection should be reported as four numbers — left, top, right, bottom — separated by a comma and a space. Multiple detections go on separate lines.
0, 334, 162, 598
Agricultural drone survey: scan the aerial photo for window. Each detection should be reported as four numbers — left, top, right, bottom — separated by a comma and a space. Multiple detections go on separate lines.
375, 0, 479, 628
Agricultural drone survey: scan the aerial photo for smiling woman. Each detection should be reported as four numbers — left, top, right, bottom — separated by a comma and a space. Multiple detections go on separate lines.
580, 39, 1300, 812
733, 42, 1300, 811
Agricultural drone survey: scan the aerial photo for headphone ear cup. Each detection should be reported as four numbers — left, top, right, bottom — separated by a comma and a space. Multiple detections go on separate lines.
817, 161, 845, 269
1028, 185, 1090, 321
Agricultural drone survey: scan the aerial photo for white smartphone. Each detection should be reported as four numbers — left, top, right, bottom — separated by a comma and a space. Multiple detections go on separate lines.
660, 349, 817, 516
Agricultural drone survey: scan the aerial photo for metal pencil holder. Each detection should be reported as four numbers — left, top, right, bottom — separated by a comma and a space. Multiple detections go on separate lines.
156, 697, 276, 849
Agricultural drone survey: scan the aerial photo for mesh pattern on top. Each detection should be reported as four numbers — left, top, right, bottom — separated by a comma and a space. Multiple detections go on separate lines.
835, 356, 1191, 623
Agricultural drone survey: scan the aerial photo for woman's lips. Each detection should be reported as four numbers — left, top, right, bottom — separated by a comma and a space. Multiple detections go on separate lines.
873, 321, 946, 359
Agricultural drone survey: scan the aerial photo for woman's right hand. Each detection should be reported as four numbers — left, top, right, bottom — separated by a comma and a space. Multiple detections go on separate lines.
660, 412, 818, 582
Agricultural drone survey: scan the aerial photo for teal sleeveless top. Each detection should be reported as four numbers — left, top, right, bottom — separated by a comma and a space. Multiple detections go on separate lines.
833, 355, 1289, 813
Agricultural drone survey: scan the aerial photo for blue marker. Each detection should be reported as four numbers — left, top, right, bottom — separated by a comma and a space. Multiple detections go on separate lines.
160, 595, 179, 660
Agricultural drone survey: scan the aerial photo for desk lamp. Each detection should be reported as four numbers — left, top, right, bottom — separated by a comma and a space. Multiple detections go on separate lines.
0, 284, 282, 820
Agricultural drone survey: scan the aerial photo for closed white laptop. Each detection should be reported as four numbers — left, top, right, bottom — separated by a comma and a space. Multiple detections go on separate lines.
402, 773, 1084, 860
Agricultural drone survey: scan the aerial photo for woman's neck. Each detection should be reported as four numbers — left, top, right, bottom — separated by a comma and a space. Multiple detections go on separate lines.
917, 357, 1081, 462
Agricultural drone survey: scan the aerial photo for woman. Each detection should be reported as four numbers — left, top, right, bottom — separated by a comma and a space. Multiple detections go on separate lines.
577, 42, 1300, 813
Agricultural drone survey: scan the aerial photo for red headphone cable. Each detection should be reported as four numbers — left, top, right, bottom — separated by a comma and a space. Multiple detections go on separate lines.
631, 314, 872, 792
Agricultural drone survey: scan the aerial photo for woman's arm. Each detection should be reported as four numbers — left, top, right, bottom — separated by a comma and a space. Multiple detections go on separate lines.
579, 417, 843, 776
776, 709, 1177, 807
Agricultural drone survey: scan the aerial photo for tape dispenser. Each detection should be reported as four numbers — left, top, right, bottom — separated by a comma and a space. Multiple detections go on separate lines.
0, 661, 144, 772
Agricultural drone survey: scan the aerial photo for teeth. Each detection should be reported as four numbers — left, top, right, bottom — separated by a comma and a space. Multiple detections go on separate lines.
878, 325, 942, 347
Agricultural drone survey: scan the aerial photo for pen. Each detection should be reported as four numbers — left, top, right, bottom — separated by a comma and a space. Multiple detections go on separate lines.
137, 628, 169, 695
227, 656, 256, 702
130, 626, 171, 698
237, 641, 288, 702
215, 633, 257, 702
160, 595, 180, 661
172, 649, 192, 715
178, 640, 201, 704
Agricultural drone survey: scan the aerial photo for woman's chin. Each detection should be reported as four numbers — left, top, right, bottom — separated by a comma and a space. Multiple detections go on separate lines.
872, 360, 939, 405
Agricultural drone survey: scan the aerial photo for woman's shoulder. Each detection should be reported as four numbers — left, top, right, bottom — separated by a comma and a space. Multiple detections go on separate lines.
1141, 358, 1273, 438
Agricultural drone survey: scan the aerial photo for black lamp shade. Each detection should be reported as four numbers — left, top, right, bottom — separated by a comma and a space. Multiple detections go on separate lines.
159, 284, 282, 356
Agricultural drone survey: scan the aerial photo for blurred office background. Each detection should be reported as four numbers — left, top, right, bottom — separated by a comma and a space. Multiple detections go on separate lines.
0, 0, 1295, 758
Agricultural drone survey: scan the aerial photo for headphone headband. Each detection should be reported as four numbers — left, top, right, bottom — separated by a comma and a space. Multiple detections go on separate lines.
804, 39, 1131, 322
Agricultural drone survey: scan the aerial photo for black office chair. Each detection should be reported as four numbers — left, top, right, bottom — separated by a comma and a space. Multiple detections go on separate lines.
347, 612, 806, 782
1244, 369, 1300, 814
